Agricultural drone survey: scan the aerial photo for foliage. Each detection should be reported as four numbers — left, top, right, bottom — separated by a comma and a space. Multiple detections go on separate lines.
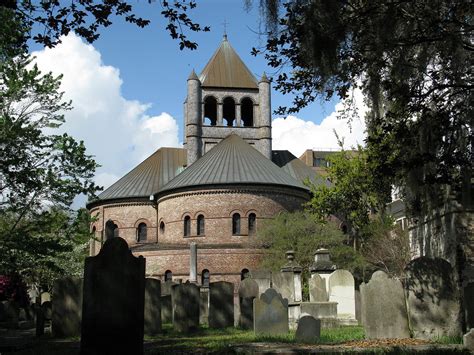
0, 274, 30, 306
255, 210, 365, 276
3, 0, 209, 50
251, 0, 473, 214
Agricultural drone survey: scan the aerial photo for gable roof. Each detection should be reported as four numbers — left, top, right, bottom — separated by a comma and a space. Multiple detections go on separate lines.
157, 135, 308, 196
199, 36, 258, 89
88, 147, 186, 207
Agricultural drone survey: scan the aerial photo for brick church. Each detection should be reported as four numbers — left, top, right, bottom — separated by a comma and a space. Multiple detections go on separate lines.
87, 36, 323, 287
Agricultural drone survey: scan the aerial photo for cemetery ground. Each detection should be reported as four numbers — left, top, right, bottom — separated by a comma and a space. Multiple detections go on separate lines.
0, 324, 468, 354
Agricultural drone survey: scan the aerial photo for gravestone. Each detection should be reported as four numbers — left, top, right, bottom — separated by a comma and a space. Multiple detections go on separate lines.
295, 315, 321, 343
0, 301, 19, 328
80, 237, 145, 355
144, 278, 161, 335
209, 281, 234, 328
40, 292, 51, 304
464, 329, 474, 352
360, 271, 409, 339
253, 288, 289, 335
41, 301, 52, 320
161, 295, 172, 323
309, 274, 328, 302
239, 278, 259, 329
161, 280, 177, 296
52, 277, 83, 338
199, 288, 209, 325
171, 283, 200, 332
328, 269, 356, 322
272, 273, 295, 303
250, 270, 271, 296
405, 257, 462, 339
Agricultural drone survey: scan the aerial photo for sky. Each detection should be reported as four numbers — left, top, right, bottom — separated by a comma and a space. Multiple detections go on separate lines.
28, 0, 367, 201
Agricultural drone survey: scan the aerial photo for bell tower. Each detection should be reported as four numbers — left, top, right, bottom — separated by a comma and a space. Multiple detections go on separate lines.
184, 35, 272, 166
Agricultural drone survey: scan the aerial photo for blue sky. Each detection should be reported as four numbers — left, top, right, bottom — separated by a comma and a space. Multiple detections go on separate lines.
30, 0, 367, 199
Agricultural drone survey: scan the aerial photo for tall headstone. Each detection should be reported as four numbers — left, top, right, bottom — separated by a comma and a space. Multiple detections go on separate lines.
309, 274, 328, 302
295, 315, 321, 343
328, 269, 356, 323
249, 270, 271, 296
253, 288, 289, 335
238, 278, 259, 329
80, 237, 145, 355
360, 271, 409, 339
144, 278, 161, 335
209, 281, 234, 328
171, 283, 200, 332
199, 287, 209, 325
161, 280, 176, 324
52, 277, 83, 338
405, 257, 462, 339
189, 242, 197, 283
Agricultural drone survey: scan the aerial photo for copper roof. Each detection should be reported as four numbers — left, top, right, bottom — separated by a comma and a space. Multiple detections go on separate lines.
199, 36, 258, 89
89, 147, 186, 206
272, 150, 330, 187
157, 135, 308, 196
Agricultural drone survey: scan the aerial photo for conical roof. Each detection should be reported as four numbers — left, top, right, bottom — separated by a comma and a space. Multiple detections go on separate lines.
157, 135, 308, 196
199, 36, 258, 89
88, 147, 186, 207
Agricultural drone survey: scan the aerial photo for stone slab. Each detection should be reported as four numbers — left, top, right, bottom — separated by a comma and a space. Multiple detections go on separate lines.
309, 274, 328, 302
144, 278, 161, 335
52, 277, 83, 338
328, 269, 356, 320
161, 295, 172, 323
300, 302, 337, 319
200, 288, 209, 325
239, 278, 259, 329
253, 288, 288, 336
171, 283, 200, 333
209, 281, 234, 328
295, 315, 321, 343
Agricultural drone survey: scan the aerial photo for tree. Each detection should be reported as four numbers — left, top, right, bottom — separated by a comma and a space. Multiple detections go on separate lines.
3, 0, 209, 50
251, 0, 473, 215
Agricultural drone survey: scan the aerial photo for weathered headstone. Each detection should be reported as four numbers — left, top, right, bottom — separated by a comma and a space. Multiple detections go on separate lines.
295, 315, 321, 343
239, 278, 259, 329
161, 295, 172, 323
41, 301, 52, 320
209, 281, 234, 328
249, 270, 271, 296
199, 288, 209, 325
328, 269, 356, 322
161, 280, 177, 296
464, 328, 474, 352
360, 271, 409, 339
80, 237, 145, 355
300, 302, 337, 320
253, 288, 289, 335
52, 277, 83, 338
405, 257, 462, 339
309, 274, 328, 302
144, 278, 161, 335
171, 283, 200, 332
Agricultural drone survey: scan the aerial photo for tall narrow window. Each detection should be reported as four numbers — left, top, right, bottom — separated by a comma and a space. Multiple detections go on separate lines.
241, 97, 254, 127
197, 214, 205, 236
160, 221, 165, 235
184, 216, 191, 237
165, 270, 173, 282
201, 269, 210, 287
204, 96, 217, 125
137, 222, 147, 242
223, 97, 236, 126
232, 213, 241, 235
105, 220, 118, 240
248, 213, 256, 235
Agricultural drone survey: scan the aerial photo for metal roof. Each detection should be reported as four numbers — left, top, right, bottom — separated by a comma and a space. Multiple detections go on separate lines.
272, 150, 330, 188
93, 147, 186, 202
199, 35, 258, 89
157, 135, 308, 196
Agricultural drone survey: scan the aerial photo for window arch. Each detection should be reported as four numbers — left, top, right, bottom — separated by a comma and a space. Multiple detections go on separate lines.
201, 269, 210, 287
197, 214, 205, 236
248, 213, 256, 235
184, 215, 191, 237
223, 97, 236, 126
241, 97, 254, 127
241, 268, 250, 280
232, 213, 241, 235
159, 221, 165, 235
137, 222, 147, 242
105, 220, 118, 240
164, 270, 173, 282
204, 96, 217, 126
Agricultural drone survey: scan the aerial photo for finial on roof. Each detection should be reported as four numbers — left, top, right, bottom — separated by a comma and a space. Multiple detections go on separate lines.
222, 19, 229, 41
188, 69, 199, 81
260, 72, 270, 83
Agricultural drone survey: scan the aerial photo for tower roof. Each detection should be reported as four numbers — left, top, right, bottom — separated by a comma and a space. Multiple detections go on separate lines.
157, 135, 308, 197
199, 36, 258, 89
88, 147, 186, 207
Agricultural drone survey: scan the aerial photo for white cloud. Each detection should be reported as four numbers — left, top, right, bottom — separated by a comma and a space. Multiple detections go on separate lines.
272, 88, 368, 157
31, 34, 181, 192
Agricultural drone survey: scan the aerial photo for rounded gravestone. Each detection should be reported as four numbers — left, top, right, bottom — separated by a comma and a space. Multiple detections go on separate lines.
295, 315, 321, 343
328, 269, 355, 320
239, 278, 259, 329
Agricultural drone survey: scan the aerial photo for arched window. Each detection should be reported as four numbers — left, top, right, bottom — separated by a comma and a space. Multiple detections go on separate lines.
241, 268, 250, 280
137, 222, 147, 242
160, 221, 165, 235
223, 97, 236, 126
201, 269, 210, 287
204, 96, 217, 126
232, 213, 241, 235
184, 216, 191, 237
165, 270, 173, 282
241, 97, 254, 127
105, 220, 118, 240
248, 213, 256, 235
91, 226, 96, 236
197, 214, 205, 236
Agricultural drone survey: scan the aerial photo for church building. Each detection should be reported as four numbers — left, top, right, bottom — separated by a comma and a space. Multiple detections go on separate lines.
87, 36, 322, 287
